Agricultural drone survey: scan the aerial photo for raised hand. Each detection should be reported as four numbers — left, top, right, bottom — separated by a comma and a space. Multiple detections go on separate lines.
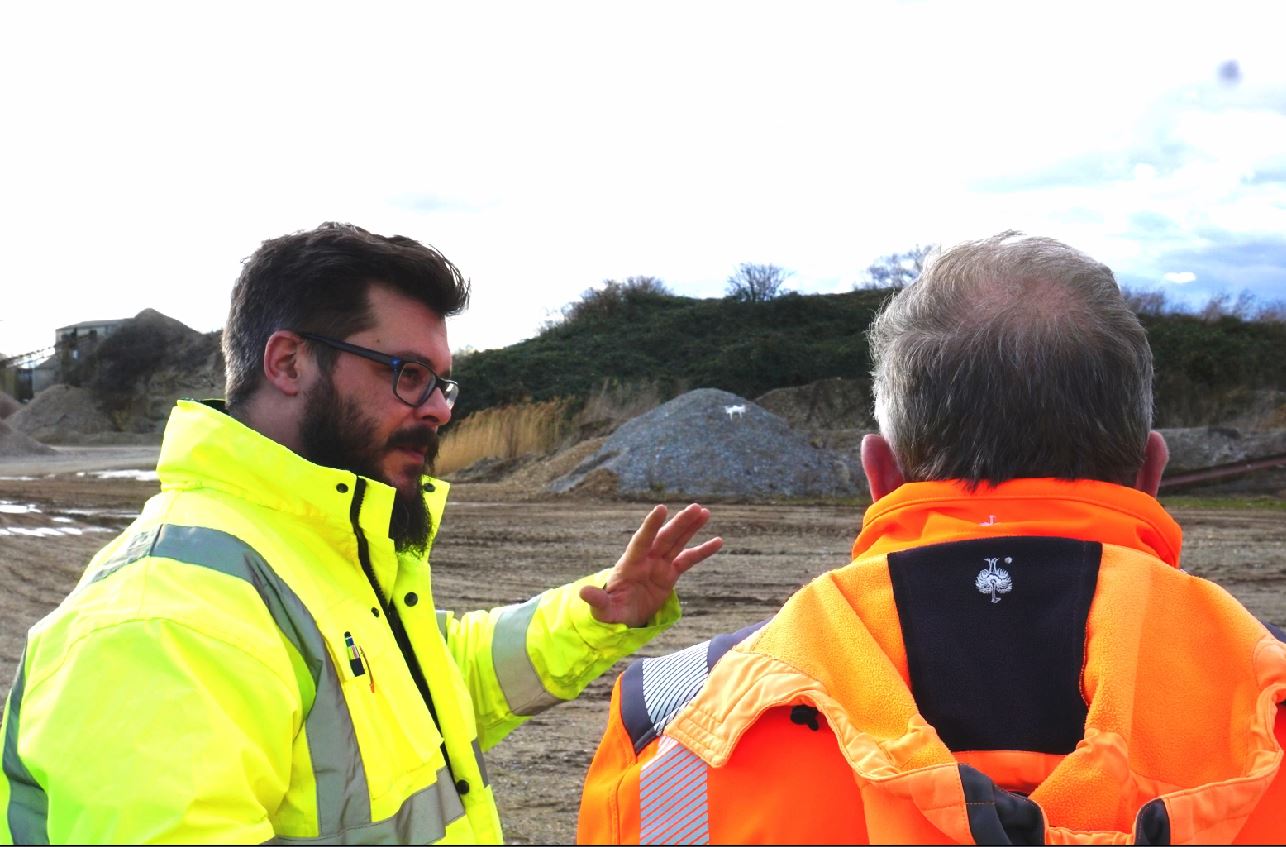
579, 503, 723, 627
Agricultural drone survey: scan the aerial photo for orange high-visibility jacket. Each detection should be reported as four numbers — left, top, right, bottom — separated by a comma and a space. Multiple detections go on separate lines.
579, 479, 1286, 844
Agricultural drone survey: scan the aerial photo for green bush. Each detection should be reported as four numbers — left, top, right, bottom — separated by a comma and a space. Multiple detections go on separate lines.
452, 289, 1285, 429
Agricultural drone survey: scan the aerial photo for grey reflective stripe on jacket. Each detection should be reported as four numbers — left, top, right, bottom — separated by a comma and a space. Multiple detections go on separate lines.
3, 660, 47, 845
6, 524, 475, 844
490, 596, 562, 716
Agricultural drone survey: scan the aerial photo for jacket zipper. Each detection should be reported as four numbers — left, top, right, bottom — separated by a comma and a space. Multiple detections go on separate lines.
348, 477, 462, 794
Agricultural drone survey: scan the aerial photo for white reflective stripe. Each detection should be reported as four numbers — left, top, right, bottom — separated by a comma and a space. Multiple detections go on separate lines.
89, 524, 372, 835
273, 764, 467, 845
472, 738, 490, 787
491, 596, 561, 716
3, 659, 48, 845
640, 641, 709, 736
640, 737, 709, 845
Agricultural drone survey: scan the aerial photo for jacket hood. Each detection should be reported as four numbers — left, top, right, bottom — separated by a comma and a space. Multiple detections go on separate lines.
853, 478, 1183, 567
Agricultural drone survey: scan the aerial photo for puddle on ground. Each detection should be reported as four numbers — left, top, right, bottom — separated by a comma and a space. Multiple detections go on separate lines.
0, 526, 109, 537
0, 499, 131, 538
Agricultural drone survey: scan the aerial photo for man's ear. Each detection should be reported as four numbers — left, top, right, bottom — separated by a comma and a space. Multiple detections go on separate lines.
861, 434, 906, 502
1134, 430, 1169, 497
261, 331, 310, 398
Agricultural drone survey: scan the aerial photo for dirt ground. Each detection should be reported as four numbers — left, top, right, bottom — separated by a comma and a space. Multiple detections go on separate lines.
2, 448, 1284, 844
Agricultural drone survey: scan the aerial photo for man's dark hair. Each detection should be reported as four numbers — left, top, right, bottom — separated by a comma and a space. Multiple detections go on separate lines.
868, 231, 1153, 486
223, 222, 470, 409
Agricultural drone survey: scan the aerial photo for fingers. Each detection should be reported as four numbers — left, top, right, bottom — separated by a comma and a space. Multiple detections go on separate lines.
672, 536, 723, 574
654, 502, 712, 560
624, 504, 668, 560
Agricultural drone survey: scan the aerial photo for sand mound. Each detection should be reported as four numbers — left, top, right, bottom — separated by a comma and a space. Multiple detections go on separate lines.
0, 418, 55, 457
549, 388, 859, 499
0, 391, 20, 420
8, 385, 115, 443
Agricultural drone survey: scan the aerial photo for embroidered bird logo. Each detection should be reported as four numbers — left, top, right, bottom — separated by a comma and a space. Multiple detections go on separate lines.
975, 557, 1013, 603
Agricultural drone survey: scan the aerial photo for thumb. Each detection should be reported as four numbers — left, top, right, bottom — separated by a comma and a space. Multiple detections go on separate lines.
579, 583, 609, 611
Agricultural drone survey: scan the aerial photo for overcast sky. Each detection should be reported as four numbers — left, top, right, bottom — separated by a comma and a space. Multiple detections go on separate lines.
2, 1, 1284, 361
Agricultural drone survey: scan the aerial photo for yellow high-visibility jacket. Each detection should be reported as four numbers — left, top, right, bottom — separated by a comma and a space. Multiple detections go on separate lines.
0, 400, 680, 844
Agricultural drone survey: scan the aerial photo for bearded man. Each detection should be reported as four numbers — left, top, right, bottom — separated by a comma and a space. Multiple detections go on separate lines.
1, 222, 721, 844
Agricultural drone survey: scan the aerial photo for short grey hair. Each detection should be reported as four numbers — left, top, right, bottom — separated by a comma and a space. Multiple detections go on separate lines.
868, 231, 1153, 486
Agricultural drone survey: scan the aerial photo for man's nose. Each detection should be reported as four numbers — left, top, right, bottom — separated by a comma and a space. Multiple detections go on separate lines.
415, 385, 452, 427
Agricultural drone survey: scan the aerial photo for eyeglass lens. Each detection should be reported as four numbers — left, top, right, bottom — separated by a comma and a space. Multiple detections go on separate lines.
395, 363, 457, 408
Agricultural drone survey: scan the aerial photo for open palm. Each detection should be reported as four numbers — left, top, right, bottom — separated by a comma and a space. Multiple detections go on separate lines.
579, 503, 723, 627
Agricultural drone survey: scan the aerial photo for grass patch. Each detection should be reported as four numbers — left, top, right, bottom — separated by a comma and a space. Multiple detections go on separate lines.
437, 399, 571, 476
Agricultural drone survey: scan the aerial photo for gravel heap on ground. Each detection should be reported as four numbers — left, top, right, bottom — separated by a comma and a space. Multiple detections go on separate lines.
548, 388, 860, 499
8, 385, 116, 444
0, 391, 20, 420
0, 418, 55, 457
754, 377, 873, 432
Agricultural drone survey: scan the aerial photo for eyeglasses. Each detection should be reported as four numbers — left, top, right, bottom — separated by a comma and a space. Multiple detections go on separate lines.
297, 332, 460, 409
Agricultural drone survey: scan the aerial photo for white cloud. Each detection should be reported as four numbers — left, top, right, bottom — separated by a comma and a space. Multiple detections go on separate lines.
1162, 272, 1197, 284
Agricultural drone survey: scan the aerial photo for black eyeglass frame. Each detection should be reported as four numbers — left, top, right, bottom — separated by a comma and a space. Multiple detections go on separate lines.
296, 331, 459, 409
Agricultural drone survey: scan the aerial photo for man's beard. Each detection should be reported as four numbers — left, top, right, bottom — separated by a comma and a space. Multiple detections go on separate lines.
298, 375, 440, 555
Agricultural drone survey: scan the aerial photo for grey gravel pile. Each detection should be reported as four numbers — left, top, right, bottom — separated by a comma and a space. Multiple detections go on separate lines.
0, 391, 20, 420
0, 418, 55, 457
9, 385, 115, 443
548, 387, 860, 498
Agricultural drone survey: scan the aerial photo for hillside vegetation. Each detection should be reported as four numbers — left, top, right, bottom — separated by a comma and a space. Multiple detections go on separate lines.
452, 288, 1286, 428
453, 288, 892, 419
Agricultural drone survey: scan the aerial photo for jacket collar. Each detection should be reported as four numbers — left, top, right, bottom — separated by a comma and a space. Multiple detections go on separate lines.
155, 400, 448, 565
852, 478, 1183, 568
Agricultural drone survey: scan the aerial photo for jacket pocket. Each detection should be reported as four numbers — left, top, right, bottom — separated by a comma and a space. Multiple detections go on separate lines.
323, 627, 447, 806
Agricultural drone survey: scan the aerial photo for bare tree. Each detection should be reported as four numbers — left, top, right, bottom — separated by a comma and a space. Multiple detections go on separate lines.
1254, 298, 1286, 322
620, 276, 670, 296
857, 244, 938, 290
1199, 289, 1260, 321
726, 263, 791, 302
553, 276, 673, 327
1122, 287, 1170, 316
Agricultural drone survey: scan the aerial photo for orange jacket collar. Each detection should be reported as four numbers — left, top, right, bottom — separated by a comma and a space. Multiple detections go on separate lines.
853, 478, 1183, 568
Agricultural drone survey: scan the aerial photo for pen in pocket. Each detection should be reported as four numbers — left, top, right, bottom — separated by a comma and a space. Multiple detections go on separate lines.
344, 631, 365, 677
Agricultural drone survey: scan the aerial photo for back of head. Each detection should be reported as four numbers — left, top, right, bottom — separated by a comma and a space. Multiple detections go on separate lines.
223, 222, 470, 409
868, 231, 1153, 487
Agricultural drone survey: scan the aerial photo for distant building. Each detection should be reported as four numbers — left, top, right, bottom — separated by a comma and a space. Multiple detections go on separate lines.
29, 355, 59, 396
0, 318, 128, 401
55, 318, 126, 377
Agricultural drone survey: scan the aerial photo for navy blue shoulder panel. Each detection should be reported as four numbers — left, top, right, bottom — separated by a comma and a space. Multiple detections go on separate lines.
1261, 618, 1286, 645
620, 619, 769, 754
888, 535, 1101, 755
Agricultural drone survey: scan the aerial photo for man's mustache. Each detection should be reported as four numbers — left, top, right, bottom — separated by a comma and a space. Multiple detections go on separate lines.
386, 426, 440, 466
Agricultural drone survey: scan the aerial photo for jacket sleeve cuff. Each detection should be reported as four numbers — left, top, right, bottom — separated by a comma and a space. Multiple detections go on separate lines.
569, 567, 682, 641
525, 569, 681, 701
